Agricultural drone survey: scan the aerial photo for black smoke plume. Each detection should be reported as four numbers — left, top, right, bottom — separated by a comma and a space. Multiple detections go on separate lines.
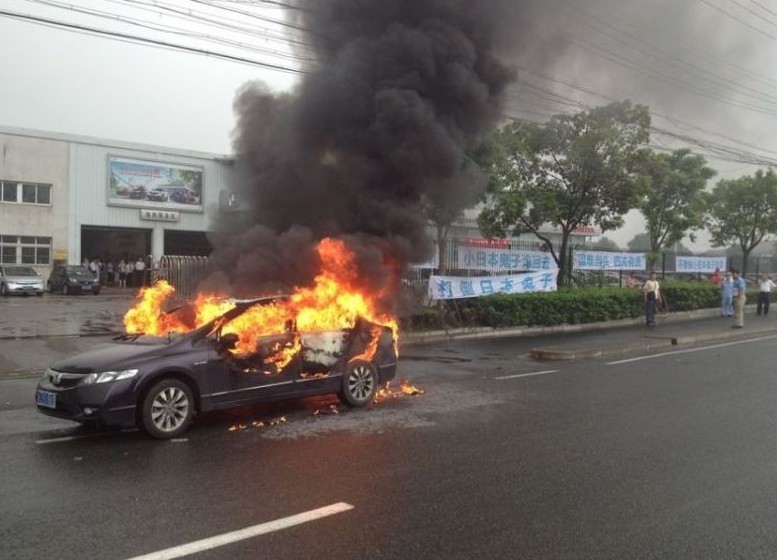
206, 0, 515, 306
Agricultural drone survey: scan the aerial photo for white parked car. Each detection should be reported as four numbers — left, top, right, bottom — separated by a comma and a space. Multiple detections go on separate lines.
0, 265, 45, 296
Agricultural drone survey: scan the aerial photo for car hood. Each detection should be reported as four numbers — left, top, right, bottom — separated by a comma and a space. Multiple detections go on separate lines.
49, 341, 176, 373
4, 275, 43, 283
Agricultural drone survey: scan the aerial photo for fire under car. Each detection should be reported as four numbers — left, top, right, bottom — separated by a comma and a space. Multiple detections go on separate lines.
35, 297, 398, 438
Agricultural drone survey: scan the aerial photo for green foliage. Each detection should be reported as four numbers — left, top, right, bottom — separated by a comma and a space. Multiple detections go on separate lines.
638, 149, 715, 253
590, 236, 620, 251
405, 282, 721, 331
477, 101, 651, 284
705, 169, 777, 275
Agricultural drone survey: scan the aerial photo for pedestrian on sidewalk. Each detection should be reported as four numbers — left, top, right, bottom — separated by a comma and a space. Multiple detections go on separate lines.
731, 268, 746, 328
721, 271, 734, 317
643, 271, 661, 327
756, 273, 775, 316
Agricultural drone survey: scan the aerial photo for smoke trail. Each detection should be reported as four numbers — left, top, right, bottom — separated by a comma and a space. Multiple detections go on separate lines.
206, 0, 515, 304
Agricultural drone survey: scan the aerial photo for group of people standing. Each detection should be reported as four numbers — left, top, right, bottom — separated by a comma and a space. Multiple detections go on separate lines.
714, 268, 773, 328
82, 256, 152, 288
635, 267, 774, 329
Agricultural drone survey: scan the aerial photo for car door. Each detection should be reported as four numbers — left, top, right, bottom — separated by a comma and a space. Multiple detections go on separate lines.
204, 331, 302, 409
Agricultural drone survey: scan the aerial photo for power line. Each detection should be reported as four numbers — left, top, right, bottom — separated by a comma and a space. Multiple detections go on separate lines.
0, 8, 306, 74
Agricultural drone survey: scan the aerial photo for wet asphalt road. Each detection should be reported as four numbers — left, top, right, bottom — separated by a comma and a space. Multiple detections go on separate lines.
4, 332, 777, 559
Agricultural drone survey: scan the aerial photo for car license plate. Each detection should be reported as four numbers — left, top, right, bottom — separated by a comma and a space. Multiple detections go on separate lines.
36, 390, 56, 409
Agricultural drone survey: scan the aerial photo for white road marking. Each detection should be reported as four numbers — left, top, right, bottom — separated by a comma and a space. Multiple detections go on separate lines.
125, 502, 354, 560
495, 370, 559, 380
607, 334, 777, 365
36, 428, 138, 444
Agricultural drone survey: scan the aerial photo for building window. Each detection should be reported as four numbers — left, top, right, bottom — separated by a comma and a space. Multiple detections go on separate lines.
0, 235, 51, 264
1, 182, 17, 202
0, 181, 52, 205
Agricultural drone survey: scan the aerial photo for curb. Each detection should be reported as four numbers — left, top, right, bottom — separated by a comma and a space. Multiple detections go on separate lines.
402, 307, 724, 346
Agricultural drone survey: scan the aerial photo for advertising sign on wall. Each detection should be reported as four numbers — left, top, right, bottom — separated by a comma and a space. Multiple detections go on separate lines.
108, 156, 204, 213
429, 271, 558, 300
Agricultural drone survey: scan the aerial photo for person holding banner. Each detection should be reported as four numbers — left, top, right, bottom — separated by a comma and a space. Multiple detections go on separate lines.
731, 269, 746, 328
643, 271, 662, 327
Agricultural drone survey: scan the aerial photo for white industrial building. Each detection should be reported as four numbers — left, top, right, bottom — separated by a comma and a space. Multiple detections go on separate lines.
0, 126, 233, 279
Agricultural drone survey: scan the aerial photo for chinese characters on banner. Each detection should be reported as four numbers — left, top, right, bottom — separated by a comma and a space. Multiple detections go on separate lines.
676, 256, 726, 273
457, 248, 558, 271
573, 251, 646, 271
429, 271, 558, 300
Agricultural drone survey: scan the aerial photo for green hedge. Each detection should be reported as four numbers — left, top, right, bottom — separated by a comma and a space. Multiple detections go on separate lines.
404, 281, 724, 331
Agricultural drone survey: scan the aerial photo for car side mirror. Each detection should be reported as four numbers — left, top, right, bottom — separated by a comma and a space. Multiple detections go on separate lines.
221, 332, 239, 350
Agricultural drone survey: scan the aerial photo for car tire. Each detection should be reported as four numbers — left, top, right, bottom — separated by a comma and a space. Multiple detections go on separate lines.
93, 288, 101, 296
340, 359, 378, 407
0, 283, 7, 297
140, 378, 194, 439
47, 281, 53, 293
36, 292, 43, 297
63, 284, 70, 296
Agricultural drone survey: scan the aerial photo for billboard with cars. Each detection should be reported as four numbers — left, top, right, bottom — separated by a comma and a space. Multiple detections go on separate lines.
108, 156, 204, 213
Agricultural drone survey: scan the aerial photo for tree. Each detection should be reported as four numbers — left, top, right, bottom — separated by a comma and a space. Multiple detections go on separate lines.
705, 169, 777, 276
626, 233, 651, 252
591, 236, 620, 251
638, 148, 715, 267
477, 101, 651, 283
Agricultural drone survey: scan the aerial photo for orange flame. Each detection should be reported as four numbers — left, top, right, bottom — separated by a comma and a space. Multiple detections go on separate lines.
123, 238, 399, 360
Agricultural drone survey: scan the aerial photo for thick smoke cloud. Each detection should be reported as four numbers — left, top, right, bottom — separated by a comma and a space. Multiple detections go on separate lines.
207, 0, 515, 302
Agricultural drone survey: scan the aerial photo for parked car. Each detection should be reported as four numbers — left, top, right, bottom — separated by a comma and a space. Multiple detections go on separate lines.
146, 188, 168, 202
35, 297, 398, 438
0, 265, 45, 296
128, 186, 147, 199
47, 265, 101, 295
167, 187, 197, 204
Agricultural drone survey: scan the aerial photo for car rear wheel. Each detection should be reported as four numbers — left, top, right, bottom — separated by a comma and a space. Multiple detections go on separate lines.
140, 379, 194, 439
340, 360, 378, 407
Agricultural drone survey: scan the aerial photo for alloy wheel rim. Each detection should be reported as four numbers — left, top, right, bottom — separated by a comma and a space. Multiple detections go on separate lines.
348, 365, 375, 401
150, 387, 189, 432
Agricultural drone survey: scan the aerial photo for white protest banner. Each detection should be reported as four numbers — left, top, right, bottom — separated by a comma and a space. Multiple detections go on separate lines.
676, 256, 726, 273
457, 247, 557, 271
428, 271, 558, 300
574, 251, 646, 271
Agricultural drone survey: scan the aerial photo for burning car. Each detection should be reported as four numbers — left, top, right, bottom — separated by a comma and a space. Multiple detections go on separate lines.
35, 297, 398, 439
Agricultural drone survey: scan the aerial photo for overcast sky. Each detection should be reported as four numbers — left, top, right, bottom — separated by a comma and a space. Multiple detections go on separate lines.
3, 0, 777, 250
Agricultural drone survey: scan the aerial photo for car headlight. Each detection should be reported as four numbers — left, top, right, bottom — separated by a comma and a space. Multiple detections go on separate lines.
82, 369, 139, 384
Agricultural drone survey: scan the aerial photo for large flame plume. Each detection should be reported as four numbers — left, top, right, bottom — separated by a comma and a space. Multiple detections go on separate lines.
123, 238, 398, 356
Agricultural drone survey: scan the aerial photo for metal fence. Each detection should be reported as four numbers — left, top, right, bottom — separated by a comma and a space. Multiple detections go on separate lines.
157, 244, 777, 298
158, 255, 213, 298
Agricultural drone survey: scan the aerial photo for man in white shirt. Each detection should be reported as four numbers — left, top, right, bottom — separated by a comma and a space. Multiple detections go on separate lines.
135, 257, 146, 287
756, 273, 775, 317
643, 271, 661, 327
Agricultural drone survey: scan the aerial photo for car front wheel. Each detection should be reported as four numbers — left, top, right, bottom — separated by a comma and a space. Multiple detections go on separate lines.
140, 378, 194, 439
63, 284, 70, 295
340, 359, 378, 407
0, 283, 7, 297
